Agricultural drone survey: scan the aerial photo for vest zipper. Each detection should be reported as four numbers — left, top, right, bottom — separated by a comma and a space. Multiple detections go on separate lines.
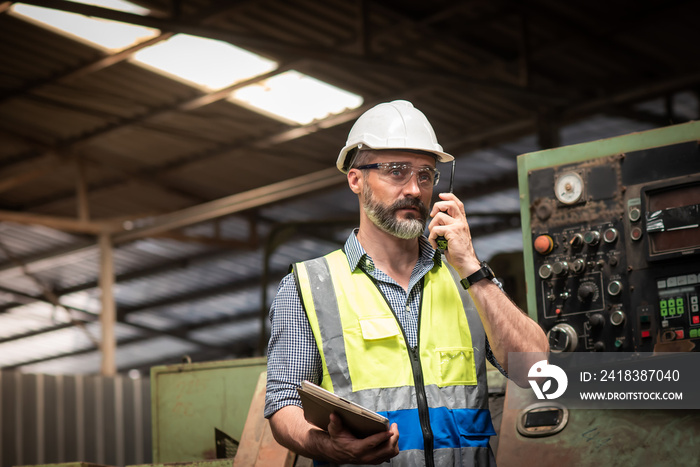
409, 345, 435, 467
363, 272, 435, 467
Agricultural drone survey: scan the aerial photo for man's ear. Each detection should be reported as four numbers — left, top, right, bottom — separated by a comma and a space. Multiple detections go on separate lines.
347, 168, 362, 195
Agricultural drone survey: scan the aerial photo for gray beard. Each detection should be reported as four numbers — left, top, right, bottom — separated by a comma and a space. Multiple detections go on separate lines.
363, 186, 428, 240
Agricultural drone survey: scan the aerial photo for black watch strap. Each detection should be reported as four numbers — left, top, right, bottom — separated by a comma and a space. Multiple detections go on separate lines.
460, 261, 494, 290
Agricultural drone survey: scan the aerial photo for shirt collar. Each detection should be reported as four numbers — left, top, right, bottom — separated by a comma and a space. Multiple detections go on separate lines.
343, 228, 442, 272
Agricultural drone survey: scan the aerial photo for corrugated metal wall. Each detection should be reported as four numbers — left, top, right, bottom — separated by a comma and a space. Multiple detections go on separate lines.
0, 370, 151, 467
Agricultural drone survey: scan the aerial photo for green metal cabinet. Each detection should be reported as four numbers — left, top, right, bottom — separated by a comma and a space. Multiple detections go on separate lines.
150, 357, 267, 463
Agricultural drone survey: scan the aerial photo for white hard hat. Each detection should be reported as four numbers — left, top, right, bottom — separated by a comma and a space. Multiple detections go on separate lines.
336, 100, 454, 173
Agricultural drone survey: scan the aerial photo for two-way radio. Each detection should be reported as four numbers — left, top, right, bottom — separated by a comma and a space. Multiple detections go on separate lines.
436, 159, 456, 252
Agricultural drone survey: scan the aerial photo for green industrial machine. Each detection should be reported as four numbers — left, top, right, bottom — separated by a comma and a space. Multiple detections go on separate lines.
150, 357, 267, 463
497, 121, 700, 466
517, 121, 700, 351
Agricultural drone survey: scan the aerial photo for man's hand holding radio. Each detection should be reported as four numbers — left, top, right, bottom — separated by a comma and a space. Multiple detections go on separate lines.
428, 192, 481, 279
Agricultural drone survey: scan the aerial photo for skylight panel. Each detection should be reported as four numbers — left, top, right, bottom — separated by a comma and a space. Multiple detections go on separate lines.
10, 1, 159, 53
131, 34, 279, 91
229, 70, 364, 125
11, 1, 362, 124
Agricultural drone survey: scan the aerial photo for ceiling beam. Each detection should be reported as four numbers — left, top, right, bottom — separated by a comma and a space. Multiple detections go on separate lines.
111, 168, 346, 242
0, 240, 95, 277
0, 158, 65, 194
0, 322, 76, 345
0, 209, 114, 234
8, 66, 358, 211
13, 86, 457, 214
16, 0, 563, 103
0, 32, 175, 104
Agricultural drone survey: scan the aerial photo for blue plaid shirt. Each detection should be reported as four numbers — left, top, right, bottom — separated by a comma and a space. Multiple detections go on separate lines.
264, 230, 507, 418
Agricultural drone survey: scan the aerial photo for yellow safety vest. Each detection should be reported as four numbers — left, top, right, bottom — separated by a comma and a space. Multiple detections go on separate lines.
294, 249, 496, 467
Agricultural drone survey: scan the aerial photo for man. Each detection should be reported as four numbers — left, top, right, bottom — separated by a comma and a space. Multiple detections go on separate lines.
265, 100, 549, 466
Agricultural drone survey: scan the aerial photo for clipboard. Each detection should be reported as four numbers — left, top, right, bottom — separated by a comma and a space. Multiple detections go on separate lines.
297, 380, 390, 438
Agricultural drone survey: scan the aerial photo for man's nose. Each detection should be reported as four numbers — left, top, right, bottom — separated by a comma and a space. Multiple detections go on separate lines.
402, 171, 424, 196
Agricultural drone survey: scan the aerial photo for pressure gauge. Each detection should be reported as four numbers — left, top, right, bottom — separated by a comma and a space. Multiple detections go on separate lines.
554, 172, 584, 205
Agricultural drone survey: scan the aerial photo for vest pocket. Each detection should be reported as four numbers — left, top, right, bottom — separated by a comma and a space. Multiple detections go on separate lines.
359, 316, 401, 340
437, 347, 477, 386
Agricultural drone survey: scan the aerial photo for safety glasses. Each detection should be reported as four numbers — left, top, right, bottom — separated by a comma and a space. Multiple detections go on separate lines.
356, 162, 440, 187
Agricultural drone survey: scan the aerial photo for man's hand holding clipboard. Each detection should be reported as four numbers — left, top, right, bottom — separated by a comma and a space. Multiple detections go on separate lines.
297, 380, 390, 439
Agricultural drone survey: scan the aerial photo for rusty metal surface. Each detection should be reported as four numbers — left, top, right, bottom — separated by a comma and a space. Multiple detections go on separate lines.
497, 384, 700, 467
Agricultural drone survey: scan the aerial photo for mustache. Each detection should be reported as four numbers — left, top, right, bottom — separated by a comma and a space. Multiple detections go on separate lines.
391, 197, 428, 218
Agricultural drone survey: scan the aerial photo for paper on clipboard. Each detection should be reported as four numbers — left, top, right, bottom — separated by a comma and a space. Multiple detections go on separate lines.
297, 380, 390, 438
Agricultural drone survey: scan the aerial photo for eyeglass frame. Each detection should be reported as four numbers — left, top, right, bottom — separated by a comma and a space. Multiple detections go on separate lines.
354, 162, 441, 187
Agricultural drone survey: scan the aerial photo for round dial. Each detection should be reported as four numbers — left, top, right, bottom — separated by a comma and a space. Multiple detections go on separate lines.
555, 172, 584, 205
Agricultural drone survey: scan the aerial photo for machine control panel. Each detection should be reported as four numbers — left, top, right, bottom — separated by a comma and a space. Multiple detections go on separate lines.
520, 127, 700, 353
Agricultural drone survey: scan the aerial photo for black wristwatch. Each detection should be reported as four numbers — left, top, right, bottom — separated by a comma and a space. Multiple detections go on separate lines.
460, 261, 495, 290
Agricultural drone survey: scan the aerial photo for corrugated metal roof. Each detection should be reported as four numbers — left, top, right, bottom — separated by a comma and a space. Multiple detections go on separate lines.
0, 0, 698, 375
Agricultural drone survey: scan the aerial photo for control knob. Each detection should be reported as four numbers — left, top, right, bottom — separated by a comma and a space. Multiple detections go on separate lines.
589, 313, 605, 327
577, 282, 597, 302
547, 323, 578, 352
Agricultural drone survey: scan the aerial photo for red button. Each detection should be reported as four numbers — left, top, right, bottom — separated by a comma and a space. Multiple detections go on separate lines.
641, 330, 651, 338
555, 308, 562, 315
675, 330, 684, 339
693, 316, 700, 324
534, 235, 554, 255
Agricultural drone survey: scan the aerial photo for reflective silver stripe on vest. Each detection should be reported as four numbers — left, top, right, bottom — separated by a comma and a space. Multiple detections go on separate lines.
299, 256, 353, 396
350, 384, 484, 413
